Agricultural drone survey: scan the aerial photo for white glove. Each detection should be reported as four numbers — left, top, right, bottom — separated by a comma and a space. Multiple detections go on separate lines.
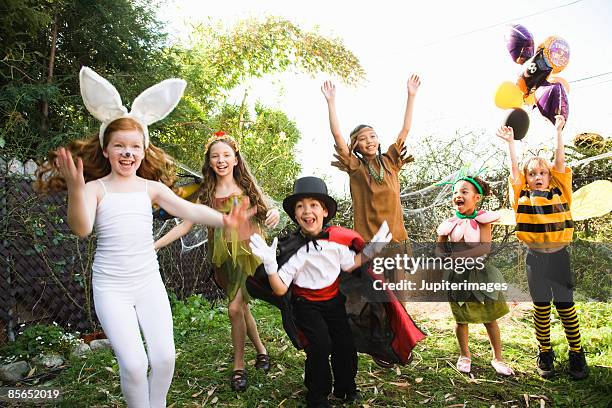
363, 221, 392, 258
249, 234, 279, 275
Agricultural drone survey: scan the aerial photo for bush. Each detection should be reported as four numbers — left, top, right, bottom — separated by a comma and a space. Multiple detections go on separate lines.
1, 323, 80, 363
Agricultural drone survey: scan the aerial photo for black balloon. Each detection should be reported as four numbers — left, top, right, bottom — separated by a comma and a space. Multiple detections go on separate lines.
519, 48, 552, 95
504, 108, 530, 140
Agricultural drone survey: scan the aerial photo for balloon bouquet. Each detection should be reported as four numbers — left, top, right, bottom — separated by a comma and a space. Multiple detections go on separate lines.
495, 24, 570, 140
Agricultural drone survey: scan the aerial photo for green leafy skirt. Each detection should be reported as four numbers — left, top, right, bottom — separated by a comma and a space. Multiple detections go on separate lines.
209, 228, 261, 302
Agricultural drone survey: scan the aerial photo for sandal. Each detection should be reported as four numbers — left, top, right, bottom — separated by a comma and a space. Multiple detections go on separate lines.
254, 353, 271, 373
456, 356, 471, 373
230, 369, 248, 392
491, 359, 514, 376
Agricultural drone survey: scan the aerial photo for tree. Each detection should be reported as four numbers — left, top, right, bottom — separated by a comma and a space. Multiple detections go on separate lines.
1, 6, 365, 200
155, 16, 365, 199
0, 0, 171, 159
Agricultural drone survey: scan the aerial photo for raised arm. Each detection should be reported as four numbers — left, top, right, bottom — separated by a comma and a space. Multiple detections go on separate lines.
496, 126, 521, 183
344, 252, 368, 273
396, 74, 421, 146
345, 221, 393, 273
249, 235, 288, 295
267, 269, 289, 296
321, 80, 350, 158
154, 220, 194, 250
553, 115, 566, 173
150, 182, 224, 227
56, 148, 97, 238
150, 182, 254, 230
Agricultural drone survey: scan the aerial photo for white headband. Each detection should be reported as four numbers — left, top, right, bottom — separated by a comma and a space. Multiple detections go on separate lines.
79, 66, 186, 149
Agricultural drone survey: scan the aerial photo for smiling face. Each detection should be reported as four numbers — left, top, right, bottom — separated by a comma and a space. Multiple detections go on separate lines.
208, 141, 238, 178
102, 129, 145, 177
352, 127, 379, 158
525, 159, 552, 190
294, 197, 328, 236
452, 180, 481, 215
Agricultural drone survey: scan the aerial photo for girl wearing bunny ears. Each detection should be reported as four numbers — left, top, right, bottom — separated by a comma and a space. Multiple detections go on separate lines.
36, 67, 253, 407
154, 132, 279, 392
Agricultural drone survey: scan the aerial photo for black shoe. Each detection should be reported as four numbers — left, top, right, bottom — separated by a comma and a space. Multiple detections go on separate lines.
332, 389, 361, 403
230, 369, 247, 392
372, 355, 395, 368
537, 350, 555, 378
307, 399, 330, 408
568, 349, 589, 380
344, 391, 362, 403
254, 353, 271, 373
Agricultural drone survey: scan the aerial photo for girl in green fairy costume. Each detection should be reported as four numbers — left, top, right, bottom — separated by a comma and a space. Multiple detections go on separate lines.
155, 131, 279, 391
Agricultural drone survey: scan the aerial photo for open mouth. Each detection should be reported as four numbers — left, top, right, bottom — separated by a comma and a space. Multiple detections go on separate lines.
301, 217, 316, 227
119, 160, 134, 169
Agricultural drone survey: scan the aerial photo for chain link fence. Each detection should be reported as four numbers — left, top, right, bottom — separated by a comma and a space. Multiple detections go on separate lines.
0, 169, 221, 345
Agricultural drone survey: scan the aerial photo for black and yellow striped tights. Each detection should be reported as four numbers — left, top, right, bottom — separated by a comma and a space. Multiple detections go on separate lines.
533, 302, 582, 352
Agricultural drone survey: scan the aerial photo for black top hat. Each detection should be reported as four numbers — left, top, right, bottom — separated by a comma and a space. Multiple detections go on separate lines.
282, 177, 337, 224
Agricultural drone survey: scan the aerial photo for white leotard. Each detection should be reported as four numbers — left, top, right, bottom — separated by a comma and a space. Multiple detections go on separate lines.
92, 179, 158, 288
91, 179, 174, 408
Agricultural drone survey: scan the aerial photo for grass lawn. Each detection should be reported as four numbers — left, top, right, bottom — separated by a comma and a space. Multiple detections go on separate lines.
5, 298, 610, 407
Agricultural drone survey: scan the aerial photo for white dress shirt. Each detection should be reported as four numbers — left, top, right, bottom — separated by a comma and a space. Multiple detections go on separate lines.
277, 240, 356, 289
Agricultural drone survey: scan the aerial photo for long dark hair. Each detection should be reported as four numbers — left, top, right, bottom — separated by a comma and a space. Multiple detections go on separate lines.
348, 124, 389, 172
198, 138, 268, 225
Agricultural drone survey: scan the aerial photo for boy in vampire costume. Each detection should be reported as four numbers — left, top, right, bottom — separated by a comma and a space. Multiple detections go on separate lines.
249, 177, 425, 407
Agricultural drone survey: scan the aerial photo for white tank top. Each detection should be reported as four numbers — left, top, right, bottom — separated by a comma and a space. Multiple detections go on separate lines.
92, 179, 159, 285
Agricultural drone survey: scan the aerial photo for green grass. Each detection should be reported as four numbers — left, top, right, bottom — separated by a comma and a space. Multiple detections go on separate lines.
7, 299, 612, 407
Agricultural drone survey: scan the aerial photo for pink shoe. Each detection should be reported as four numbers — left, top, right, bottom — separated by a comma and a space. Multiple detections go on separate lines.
456, 356, 471, 373
491, 359, 514, 376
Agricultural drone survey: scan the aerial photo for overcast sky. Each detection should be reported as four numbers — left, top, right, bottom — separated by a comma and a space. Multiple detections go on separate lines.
162, 0, 612, 194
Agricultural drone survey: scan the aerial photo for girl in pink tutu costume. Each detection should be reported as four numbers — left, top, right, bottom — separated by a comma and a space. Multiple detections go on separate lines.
436, 175, 513, 376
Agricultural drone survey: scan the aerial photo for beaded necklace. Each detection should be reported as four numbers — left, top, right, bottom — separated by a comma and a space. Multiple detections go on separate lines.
367, 156, 385, 184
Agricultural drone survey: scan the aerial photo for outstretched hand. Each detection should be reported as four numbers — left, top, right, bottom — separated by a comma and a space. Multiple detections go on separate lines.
407, 74, 421, 96
363, 221, 393, 258
265, 208, 280, 229
249, 233, 279, 275
321, 80, 336, 101
55, 147, 85, 192
223, 197, 257, 230
496, 126, 515, 143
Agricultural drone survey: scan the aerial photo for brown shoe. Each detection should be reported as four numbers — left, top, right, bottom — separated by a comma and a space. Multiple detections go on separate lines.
230, 369, 247, 392
254, 353, 271, 373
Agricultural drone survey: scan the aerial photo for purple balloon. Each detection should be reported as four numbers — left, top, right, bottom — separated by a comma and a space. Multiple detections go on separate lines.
535, 82, 569, 124
506, 24, 534, 64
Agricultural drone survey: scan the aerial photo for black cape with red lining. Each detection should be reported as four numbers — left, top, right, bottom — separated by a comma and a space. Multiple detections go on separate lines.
246, 225, 426, 365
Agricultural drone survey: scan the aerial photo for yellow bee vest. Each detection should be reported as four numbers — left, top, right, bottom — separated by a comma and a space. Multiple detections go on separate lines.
510, 167, 574, 246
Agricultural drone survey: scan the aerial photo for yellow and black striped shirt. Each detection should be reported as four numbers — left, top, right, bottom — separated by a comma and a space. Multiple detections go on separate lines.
510, 167, 573, 246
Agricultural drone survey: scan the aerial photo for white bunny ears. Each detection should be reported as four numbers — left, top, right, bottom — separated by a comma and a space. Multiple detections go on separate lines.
79, 67, 186, 148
